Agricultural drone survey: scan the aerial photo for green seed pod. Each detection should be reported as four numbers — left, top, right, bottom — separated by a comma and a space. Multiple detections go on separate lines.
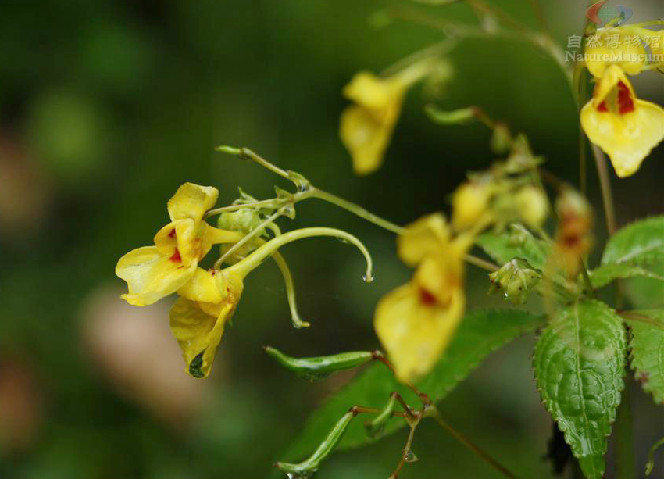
365, 393, 398, 438
489, 258, 541, 305
263, 346, 374, 382
275, 410, 355, 478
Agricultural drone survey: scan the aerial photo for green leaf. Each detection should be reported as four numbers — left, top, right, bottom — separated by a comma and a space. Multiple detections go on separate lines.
624, 310, 664, 404
283, 309, 543, 462
602, 216, 664, 265
477, 224, 550, 270
588, 263, 664, 289
624, 263, 664, 308
534, 300, 627, 479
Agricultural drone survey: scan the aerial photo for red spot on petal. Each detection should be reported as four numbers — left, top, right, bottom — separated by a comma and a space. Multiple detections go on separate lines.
169, 248, 182, 263
617, 82, 635, 114
597, 101, 609, 113
168, 228, 176, 238
418, 287, 437, 306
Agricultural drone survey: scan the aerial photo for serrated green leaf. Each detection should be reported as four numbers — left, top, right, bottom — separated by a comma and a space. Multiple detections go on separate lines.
534, 300, 627, 479
602, 216, 664, 265
588, 263, 664, 289
477, 224, 550, 270
282, 309, 543, 462
624, 310, 664, 404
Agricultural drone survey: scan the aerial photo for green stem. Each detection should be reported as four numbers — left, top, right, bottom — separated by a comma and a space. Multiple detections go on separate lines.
427, 406, 519, 479
389, 418, 421, 479
465, 254, 499, 272
205, 198, 282, 218
271, 251, 308, 328
590, 145, 617, 236
225, 227, 373, 282
217, 146, 291, 181
389, 7, 574, 98
308, 188, 404, 234
214, 209, 284, 269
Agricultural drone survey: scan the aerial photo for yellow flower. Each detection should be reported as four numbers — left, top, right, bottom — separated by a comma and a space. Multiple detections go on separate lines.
584, 27, 649, 78
169, 268, 245, 378
554, 189, 593, 277
339, 72, 405, 175
116, 183, 243, 306
580, 65, 664, 177
340, 64, 430, 175
514, 185, 549, 229
375, 214, 470, 382
397, 213, 450, 265
584, 26, 664, 78
451, 181, 492, 232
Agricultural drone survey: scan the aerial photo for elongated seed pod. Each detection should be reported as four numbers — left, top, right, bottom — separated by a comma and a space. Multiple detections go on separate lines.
275, 411, 355, 476
365, 393, 398, 438
263, 346, 374, 381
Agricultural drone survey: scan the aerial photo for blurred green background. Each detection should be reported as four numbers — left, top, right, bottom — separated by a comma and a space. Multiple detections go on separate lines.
0, 0, 662, 478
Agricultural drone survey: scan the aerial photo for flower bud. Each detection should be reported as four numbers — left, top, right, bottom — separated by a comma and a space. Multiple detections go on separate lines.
490, 123, 512, 155
489, 258, 541, 304
217, 208, 264, 234
555, 189, 593, 277
452, 181, 491, 231
515, 185, 549, 228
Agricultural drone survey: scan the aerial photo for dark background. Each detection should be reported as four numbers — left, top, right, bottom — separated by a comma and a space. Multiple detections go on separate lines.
0, 0, 662, 477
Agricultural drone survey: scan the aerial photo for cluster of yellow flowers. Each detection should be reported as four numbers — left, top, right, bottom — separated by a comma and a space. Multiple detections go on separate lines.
374, 139, 550, 382
581, 25, 664, 177
116, 184, 248, 378
117, 21, 661, 388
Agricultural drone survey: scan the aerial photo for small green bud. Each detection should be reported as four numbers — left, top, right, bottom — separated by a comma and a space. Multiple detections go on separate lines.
264, 347, 375, 382
489, 258, 541, 304
217, 208, 265, 234
490, 123, 512, 155
275, 411, 355, 477
425, 105, 476, 125
503, 135, 542, 174
365, 392, 398, 438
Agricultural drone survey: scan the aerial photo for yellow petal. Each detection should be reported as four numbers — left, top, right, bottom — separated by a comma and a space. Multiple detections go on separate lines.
343, 72, 403, 110
340, 104, 399, 175
581, 68, 664, 177
178, 268, 224, 303
153, 219, 200, 266
116, 246, 197, 306
167, 183, 219, 222
199, 224, 244, 253
154, 222, 177, 255
397, 213, 449, 266
585, 28, 648, 78
374, 281, 464, 383
451, 182, 492, 231
169, 297, 235, 378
